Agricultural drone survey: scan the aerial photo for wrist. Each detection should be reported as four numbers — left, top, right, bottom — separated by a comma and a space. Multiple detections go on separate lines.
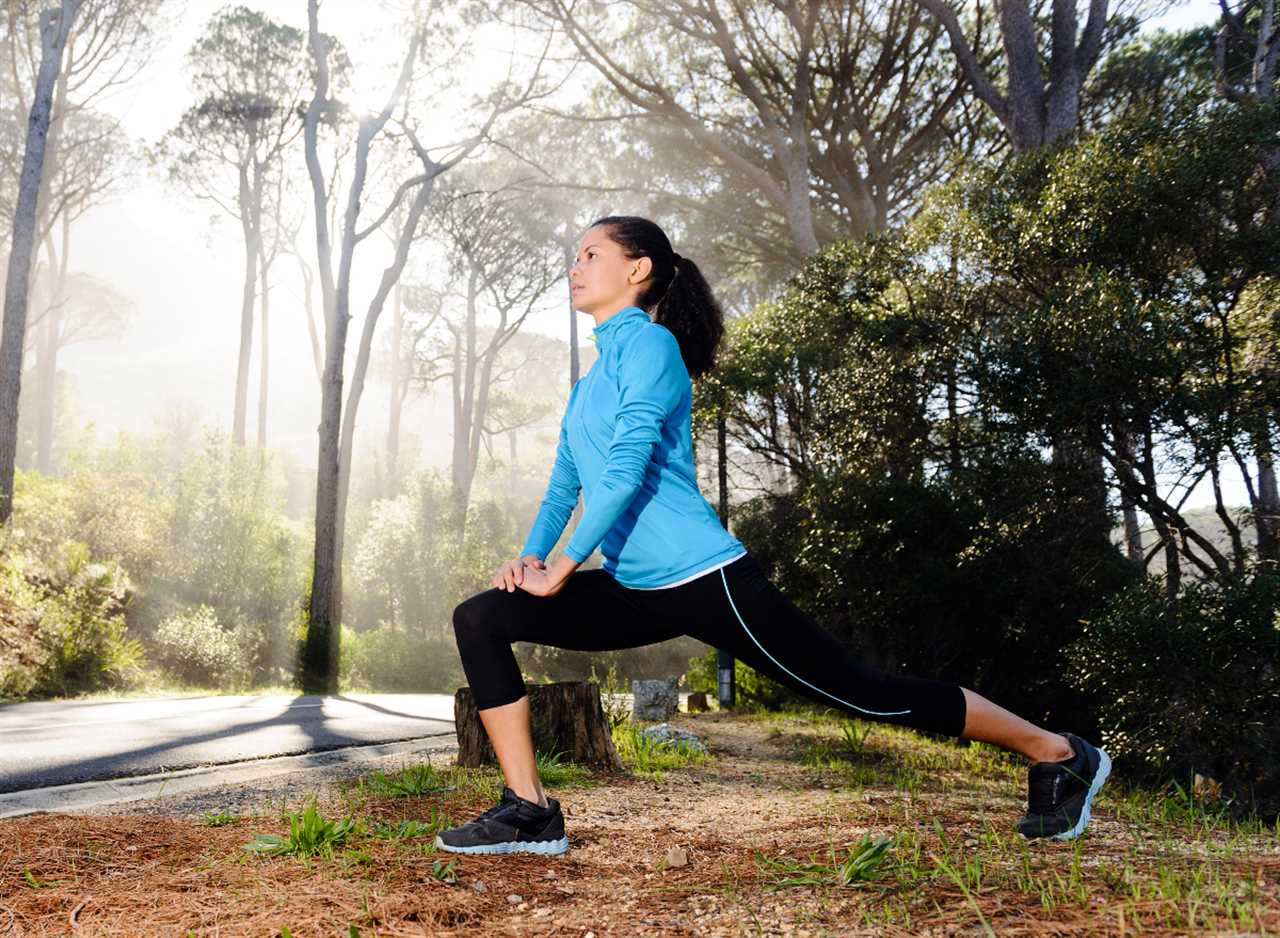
549, 553, 580, 585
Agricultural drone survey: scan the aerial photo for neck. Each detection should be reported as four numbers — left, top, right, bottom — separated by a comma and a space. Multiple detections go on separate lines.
589, 301, 640, 329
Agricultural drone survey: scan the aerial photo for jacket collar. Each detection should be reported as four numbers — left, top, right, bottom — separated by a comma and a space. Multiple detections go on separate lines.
590, 305, 650, 353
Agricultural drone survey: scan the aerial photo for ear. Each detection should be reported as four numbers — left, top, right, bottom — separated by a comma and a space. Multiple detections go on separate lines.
628, 256, 653, 285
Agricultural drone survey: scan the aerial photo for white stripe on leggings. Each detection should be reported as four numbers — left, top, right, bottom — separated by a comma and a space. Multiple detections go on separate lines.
719, 568, 912, 718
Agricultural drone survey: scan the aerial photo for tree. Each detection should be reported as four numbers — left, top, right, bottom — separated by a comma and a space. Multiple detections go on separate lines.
917, 0, 1129, 151
942, 98, 1280, 591
0, 0, 83, 525
1214, 0, 1279, 102
416, 182, 562, 539
3, 0, 163, 473
299, 0, 553, 693
524, 0, 982, 271
152, 6, 313, 448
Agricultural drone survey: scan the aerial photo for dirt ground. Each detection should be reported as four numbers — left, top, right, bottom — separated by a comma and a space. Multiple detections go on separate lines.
1, 710, 1277, 937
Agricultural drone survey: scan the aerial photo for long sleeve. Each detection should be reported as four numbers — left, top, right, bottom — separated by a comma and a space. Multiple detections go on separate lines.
519, 395, 582, 561
562, 326, 685, 563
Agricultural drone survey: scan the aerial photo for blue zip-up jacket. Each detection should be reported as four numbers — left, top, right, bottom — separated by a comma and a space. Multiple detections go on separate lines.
520, 305, 746, 588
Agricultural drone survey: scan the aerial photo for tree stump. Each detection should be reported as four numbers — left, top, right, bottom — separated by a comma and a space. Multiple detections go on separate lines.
454, 681, 624, 771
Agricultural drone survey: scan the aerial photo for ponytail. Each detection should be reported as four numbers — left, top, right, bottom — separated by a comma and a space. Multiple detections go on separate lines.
589, 215, 725, 379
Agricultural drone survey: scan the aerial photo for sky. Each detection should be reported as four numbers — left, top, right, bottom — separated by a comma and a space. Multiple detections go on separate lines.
61, 0, 575, 481
50, 0, 1237, 511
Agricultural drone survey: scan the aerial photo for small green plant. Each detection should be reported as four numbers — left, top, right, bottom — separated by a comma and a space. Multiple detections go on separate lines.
589, 659, 632, 730
244, 802, 357, 858
359, 762, 451, 798
757, 834, 894, 887
368, 811, 450, 841
612, 723, 709, 780
430, 858, 459, 884
535, 749, 592, 788
199, 809, 237, 827
840, 720, 873, 757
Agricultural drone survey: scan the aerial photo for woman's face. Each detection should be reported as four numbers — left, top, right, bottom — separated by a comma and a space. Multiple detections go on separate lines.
570, 226, 652, 317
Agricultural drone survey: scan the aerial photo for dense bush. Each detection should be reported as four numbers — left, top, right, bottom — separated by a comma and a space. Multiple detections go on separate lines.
7, 430, 308, 694
0, 539, 143, 699
150, 605, 265, 687
1067, 572, 1280, 816
339, 624, 464, 693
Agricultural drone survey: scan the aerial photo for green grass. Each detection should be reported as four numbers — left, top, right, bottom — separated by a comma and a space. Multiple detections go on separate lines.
357, 762, 452, 798
244, 802, 357, 859
756, 834, 895, 887
366, 811, 451, 841
612, 722, 710, 780
198, 809, 238, 827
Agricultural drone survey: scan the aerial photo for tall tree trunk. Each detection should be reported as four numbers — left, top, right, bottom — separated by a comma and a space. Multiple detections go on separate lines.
296, 249, 322, 383
1255, 424, 1279, 562
565, 243, 580, 386
1116, 426, 1143, 565
232, 166, 261, 447
0, 1, 81, 524
450, 271, 485, 542
257, 242, 271, 449
34, 232, 63, 475
385, 279, 404, 499
332, 171, 435, 647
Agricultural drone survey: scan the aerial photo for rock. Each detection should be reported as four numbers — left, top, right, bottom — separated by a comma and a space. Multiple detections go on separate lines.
640, 723, 706, 752
506, 893, 523, 905
632, 677, 679, 721
686, 691, 709, 712
472, 881, 487, 893
665, 846, 689, 868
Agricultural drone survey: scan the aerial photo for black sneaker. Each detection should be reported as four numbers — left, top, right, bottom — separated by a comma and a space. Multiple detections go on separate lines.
434, 787, 569, 855
1016, 732, 1112, 841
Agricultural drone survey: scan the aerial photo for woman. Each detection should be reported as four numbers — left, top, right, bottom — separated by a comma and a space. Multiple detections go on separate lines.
435, 215, 1110, 856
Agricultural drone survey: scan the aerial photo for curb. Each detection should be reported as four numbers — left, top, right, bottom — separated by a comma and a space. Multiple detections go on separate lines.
0, 733, 458, 819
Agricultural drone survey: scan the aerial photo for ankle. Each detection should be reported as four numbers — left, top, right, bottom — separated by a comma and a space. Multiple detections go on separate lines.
512, 784, 548, 809
1029, 733, 1074, 764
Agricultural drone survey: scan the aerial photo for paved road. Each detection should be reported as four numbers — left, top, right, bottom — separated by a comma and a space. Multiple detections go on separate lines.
0, 693, 456, 793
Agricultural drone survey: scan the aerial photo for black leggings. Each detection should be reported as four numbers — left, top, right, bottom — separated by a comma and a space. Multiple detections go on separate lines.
451, 552, 966, 737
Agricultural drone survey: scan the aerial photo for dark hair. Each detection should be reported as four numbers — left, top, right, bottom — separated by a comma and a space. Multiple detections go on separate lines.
588, 214, 725, 379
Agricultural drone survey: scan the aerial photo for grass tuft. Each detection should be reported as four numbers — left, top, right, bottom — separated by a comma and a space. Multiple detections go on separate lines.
612, 722, 710, 780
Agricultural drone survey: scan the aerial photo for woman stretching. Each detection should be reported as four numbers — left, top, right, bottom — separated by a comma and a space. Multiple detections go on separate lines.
435, 215, 1110, 856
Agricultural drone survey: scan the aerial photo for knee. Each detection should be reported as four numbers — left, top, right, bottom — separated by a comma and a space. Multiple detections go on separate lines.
451, 591, 500, 648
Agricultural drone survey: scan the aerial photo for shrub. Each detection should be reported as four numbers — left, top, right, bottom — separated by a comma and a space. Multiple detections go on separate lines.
1066, 572, 1280, 817
151, 605, 263, 687
685, 646, 804, 711
339, 624, 465, 693
0, 540, 143, 699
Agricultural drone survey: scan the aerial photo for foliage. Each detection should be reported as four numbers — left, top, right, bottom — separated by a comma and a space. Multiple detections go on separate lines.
756, 834, 894, 887
338, 624, 464, 694
357, 763, 451, 799
244, 802, 357, 859
611, 723, 709, 780
0, 538, 143, 699
685, 646, 803, 712
1067, 571, 1280, 816
151, 604, 263, 688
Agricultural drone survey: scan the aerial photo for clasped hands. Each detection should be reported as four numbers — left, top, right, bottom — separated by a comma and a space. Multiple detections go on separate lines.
491, 553, 578, 598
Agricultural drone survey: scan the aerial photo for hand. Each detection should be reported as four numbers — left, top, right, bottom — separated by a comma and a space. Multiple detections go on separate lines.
516, 563, 568, 598
492, 554, 544, 592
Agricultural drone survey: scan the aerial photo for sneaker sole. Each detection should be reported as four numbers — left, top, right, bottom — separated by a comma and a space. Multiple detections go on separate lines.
1051, 747, 1111, 841
433, 834, 569, 856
